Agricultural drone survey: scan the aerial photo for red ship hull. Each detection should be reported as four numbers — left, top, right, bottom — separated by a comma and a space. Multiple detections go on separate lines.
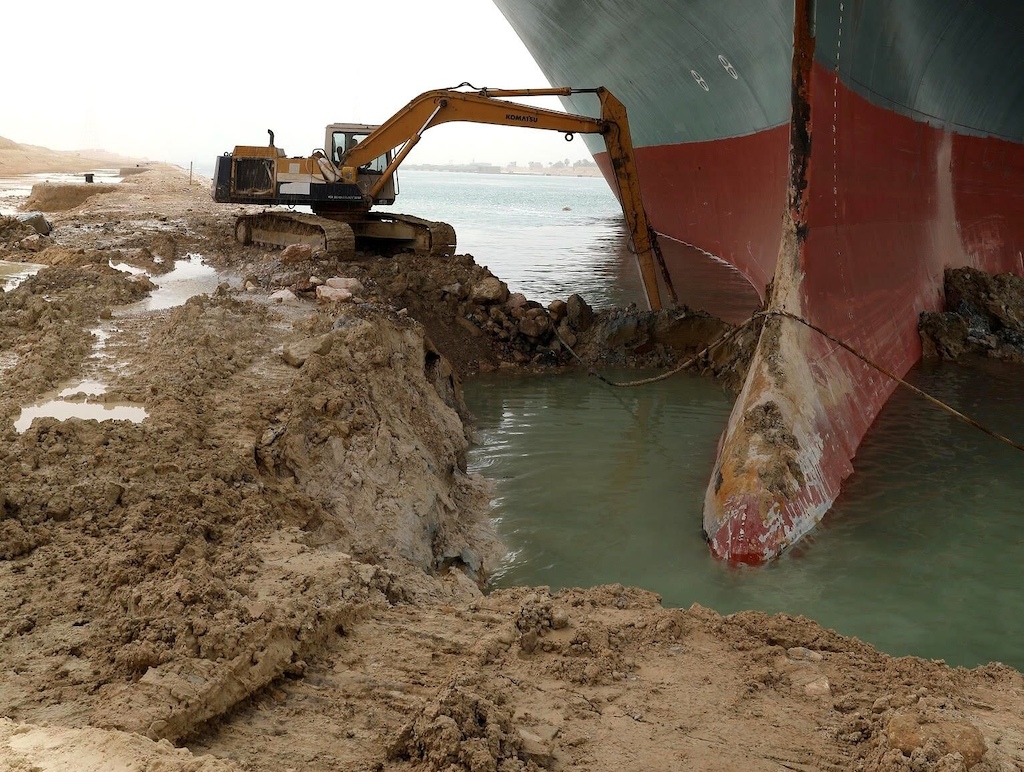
702, 61, 1024, 562
594, 63, 1024, 563
499, 0, 1024, 561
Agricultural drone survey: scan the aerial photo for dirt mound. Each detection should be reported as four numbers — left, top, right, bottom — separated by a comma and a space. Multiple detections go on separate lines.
0, 137, 143, 175
1, 264, 500, 746
389, 684, 539, 771
24, 181, 118, 212
0, 718, 238, 770
920, 267, 1024, 362
0, 216, 34, 245
0, 264, 153, 400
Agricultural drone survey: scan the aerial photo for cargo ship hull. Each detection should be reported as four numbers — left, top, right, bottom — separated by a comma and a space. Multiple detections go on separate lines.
493, 0, 1024, 561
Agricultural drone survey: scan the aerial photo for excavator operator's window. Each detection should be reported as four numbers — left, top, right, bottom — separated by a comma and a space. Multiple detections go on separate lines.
332, 132, 365, 163
331, 132, 345, 164
365, 152, 389, 174
332, 131, 390, 173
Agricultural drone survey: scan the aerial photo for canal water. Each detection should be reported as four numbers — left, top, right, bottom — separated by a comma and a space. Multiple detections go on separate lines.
393, 171, 1024, 671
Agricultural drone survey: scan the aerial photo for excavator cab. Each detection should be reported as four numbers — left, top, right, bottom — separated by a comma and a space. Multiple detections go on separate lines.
325, 123, 396, 206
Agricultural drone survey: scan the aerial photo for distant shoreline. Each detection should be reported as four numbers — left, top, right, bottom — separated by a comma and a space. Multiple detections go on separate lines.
502, 167, 603, 178
405, 164, 604, 178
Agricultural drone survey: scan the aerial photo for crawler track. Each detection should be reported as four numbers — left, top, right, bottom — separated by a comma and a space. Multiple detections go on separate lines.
235, 212, 356, 258
235, 211, 456, 259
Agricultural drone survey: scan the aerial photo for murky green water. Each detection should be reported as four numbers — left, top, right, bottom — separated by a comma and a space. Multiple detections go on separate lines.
465, 358, 1024, 670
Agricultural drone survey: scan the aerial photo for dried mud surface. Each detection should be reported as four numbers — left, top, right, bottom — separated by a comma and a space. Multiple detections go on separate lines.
0, 166, 1022, 771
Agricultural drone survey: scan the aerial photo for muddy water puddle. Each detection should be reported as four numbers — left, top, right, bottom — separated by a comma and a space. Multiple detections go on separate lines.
14, 379, 147, 434
120, 253, 219, 313
87, 327, 113, 360
10, 254, 220, 431
0, 260, 46, 290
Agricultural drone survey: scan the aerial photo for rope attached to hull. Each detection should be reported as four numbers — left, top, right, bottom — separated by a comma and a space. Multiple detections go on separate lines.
555, 309, 1024, 455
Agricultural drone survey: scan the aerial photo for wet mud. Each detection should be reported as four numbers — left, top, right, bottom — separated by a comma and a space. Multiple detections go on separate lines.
920, 267, 1024, 363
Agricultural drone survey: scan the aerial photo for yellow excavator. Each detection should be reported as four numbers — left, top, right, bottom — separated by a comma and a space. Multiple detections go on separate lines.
211, 85, 674, 309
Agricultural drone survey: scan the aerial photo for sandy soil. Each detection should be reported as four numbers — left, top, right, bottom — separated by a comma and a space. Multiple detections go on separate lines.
0, 162, 1022, 772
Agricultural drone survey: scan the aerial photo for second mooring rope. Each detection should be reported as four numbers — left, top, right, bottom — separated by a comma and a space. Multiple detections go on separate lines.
555, 308, 1024, 455
762, 309, 1024, 454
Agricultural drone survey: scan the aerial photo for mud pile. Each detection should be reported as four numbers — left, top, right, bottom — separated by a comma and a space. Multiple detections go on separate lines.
0, 165, 1021, 771
226, 245, 752, 386
1, 281, 499, 752
24, 181, 118, 212
920, 267, 1024, 362
0, 216, 34, 245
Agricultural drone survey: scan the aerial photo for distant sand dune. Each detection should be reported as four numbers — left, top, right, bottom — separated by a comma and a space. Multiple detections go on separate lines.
0, 136, 145, 175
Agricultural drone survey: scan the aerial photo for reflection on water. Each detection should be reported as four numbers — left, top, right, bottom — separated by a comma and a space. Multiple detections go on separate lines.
0, 260, 46, 290
398, 171, 645, 308
465, 359, 1024, 669
15, 401, 148, 433
15, 377, 148, 433
659, 237, 762, 325
466, 368, 732, 586
58, 380, 106, 398
113, 253, 219, 313
145, 253, 218, 311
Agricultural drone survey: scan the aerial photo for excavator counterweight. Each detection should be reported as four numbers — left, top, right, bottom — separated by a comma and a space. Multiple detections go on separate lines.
211, 86, 674, 309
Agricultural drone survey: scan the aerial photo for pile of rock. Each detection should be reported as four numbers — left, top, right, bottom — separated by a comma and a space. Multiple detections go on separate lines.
462, 278, 598, 365
360, 250, 735, 372
230, 244, 742, 379
919, 267, 1024, 363
0, 213, 52, 254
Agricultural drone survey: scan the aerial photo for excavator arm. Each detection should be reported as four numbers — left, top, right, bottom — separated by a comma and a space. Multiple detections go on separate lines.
338, 87, 675, 310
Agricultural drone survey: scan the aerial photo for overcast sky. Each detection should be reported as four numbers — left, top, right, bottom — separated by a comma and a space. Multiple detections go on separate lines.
4, 0, 592, 169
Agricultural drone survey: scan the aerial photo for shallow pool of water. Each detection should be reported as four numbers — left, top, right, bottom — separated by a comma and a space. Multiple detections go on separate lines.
145, 254, 219, 311
0, 260, 46, 290
465, 358, 1024, 669
15, 386, 147, 433
112, 253, 219, 313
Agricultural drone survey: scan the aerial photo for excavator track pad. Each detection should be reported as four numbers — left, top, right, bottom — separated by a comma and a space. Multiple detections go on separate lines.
235, 213, 356, 259
379, 213, 457, 257
234, 211, 456, 259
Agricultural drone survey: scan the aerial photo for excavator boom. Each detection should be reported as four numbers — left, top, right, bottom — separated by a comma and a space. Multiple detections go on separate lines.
212, 86, 675, 309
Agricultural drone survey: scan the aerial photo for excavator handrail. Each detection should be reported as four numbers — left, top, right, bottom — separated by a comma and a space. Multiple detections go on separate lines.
338, 87, 676, 310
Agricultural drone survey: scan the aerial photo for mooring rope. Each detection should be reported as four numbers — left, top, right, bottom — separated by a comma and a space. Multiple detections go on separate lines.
760, 309, 1024, 454
555, 308, 1024, 454
553, 313, 759, 388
